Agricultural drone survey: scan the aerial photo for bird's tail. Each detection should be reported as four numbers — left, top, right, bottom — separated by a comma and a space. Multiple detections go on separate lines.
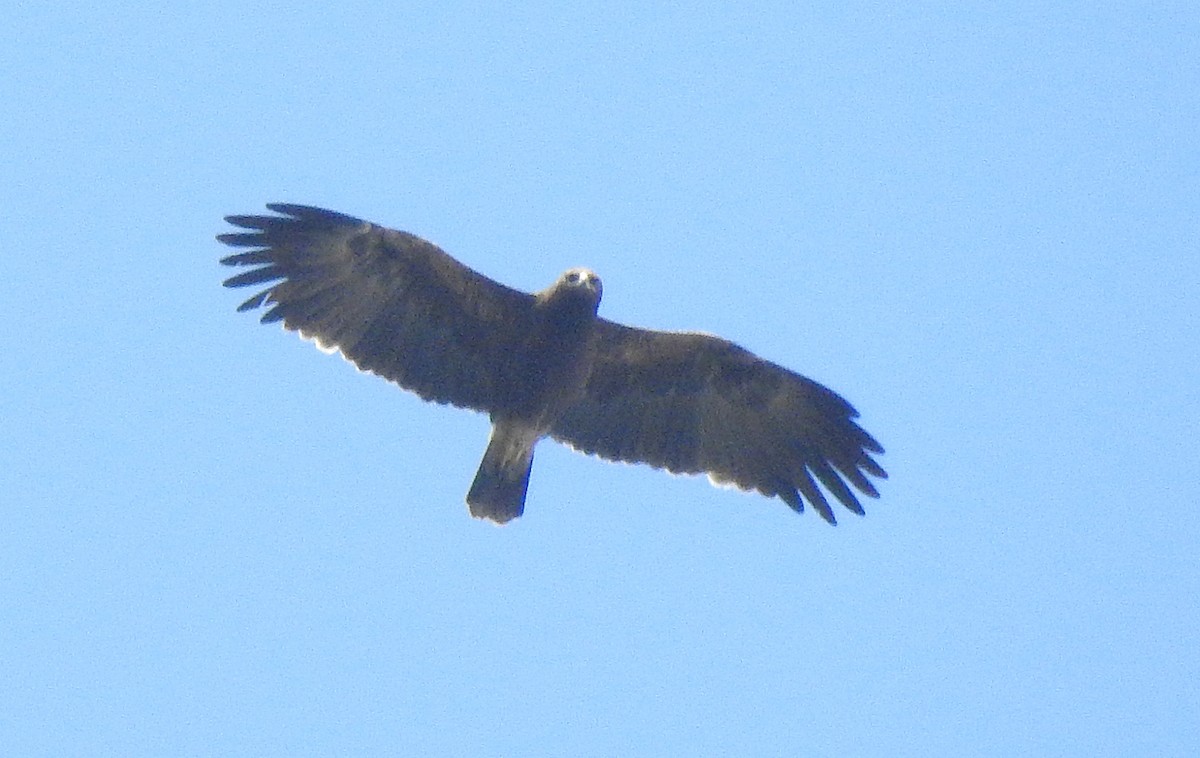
466, 424, 537, 524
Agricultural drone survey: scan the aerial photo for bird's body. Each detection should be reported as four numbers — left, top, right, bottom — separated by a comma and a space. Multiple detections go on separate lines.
466, 269, 603, 522
219, 204, 886, 525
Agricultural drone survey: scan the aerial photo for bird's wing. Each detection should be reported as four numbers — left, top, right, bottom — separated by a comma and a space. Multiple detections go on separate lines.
550, 320, 886, 523
219, 204, 536, 414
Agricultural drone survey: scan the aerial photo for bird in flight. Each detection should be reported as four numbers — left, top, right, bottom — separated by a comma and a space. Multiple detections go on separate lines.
219, 204, 886, 525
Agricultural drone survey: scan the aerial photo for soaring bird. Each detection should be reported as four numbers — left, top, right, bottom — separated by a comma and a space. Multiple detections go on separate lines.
219, 204, 886, 524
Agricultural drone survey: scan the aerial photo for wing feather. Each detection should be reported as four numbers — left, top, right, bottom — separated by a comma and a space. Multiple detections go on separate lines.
219, 204, 535, 413
551, 320, 886, 523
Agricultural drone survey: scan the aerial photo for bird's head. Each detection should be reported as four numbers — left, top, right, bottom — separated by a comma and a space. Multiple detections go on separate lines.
561, 268, 602, 299
541, 267, 603, 313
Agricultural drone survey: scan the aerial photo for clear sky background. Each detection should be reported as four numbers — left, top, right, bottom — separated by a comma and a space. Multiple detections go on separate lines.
3, 3, 1197, 756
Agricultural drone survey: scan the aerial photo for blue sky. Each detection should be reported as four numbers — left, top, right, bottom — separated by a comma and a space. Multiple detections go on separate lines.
3, 2, 1197, 755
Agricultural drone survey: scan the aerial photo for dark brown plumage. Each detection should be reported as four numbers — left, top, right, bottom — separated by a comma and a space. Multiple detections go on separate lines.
219, 204, 886, 524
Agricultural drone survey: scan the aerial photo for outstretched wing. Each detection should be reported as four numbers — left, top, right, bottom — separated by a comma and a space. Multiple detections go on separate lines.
219, 204, 536, 414
550, 321, 886, 523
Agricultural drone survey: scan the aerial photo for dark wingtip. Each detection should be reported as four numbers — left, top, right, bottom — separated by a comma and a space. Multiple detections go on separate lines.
780, 486, 838, 526
234, 291, 270, 311
263, 202, 309, 217
795, 469, 837, 524
813, 462, 866, 516
222, 266, 283, 289
217, 233, 267, 248
862, 457, 887, 480
219, 251, 271, 266
264, 203, 365, 226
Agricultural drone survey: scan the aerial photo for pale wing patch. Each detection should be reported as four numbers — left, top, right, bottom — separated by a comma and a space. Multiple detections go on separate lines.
297, 326, 342, 356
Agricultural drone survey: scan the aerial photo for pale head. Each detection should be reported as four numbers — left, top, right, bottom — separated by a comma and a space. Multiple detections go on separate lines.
560, 267, 602, 300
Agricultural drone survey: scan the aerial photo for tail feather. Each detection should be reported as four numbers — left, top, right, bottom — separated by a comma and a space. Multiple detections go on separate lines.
467, 425, 537, 524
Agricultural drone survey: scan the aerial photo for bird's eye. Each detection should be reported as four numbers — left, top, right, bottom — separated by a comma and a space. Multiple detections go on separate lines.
567, 272, 580, 283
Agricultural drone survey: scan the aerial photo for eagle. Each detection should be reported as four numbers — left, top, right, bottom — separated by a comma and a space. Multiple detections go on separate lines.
219, 204, 886, 525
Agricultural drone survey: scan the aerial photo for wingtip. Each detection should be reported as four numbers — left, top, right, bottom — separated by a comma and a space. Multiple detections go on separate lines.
264, 202, 305, 216
263, 203, 366, 226
779, 487, 839, 526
